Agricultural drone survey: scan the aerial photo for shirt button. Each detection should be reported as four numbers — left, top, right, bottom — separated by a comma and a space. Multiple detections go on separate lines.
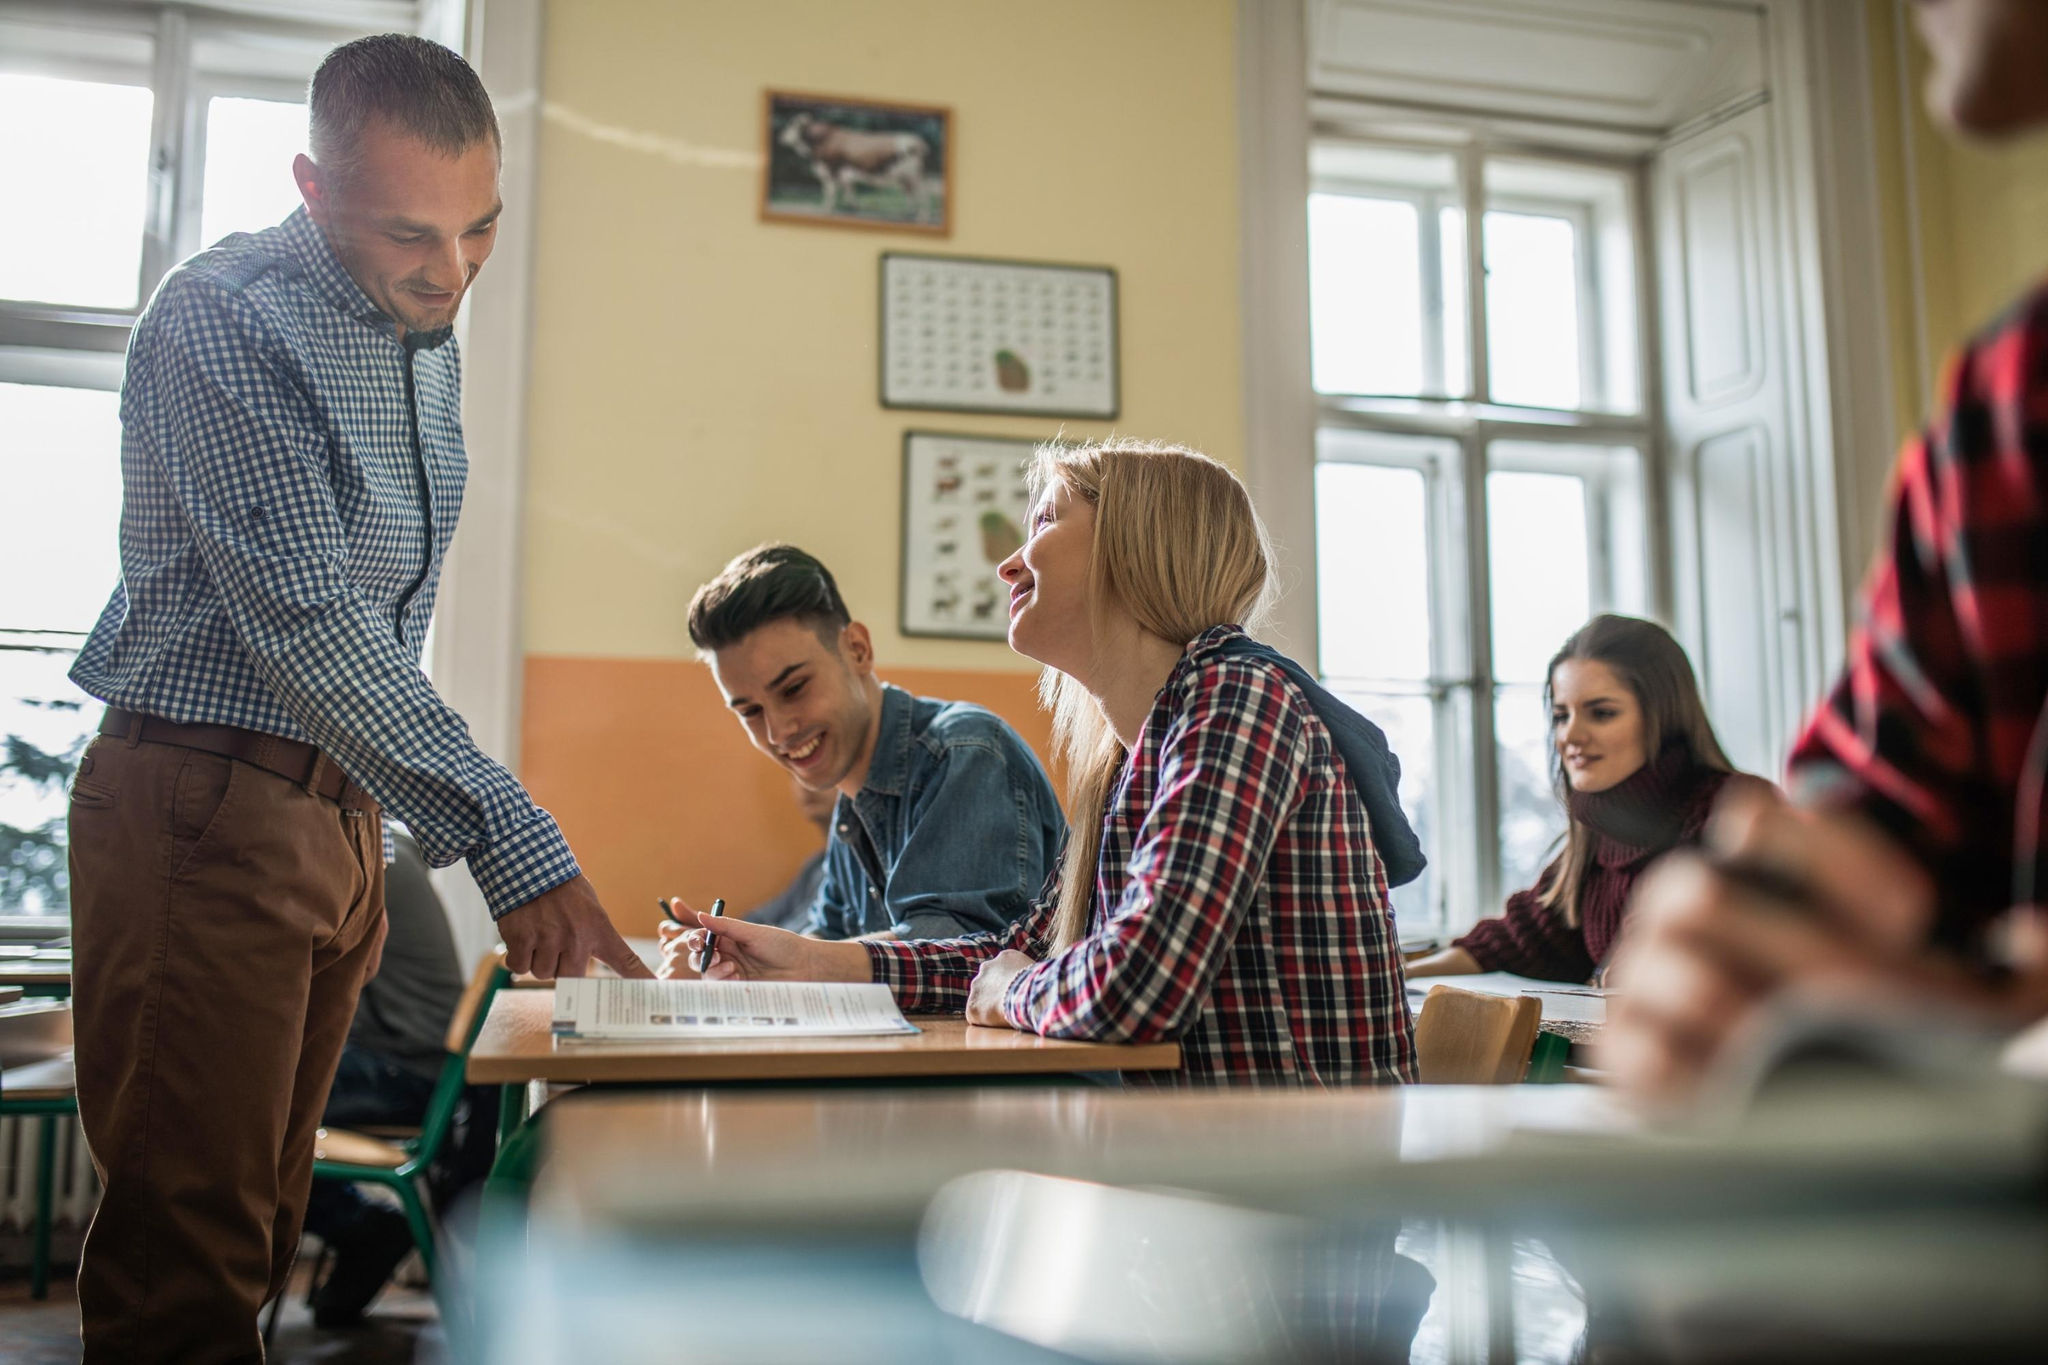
838, 824, 849, 834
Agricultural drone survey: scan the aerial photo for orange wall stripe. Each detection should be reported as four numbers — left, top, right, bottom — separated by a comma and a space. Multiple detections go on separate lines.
521, 656, 1060, 938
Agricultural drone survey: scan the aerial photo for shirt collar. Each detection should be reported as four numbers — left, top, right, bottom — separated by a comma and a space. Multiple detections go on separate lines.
276, 206, 454, 351
858, 684, 914, 799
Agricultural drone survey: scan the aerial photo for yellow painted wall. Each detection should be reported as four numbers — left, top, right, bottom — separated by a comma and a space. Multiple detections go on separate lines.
516, 0, 1243, 931
1867, 0, 2048, 444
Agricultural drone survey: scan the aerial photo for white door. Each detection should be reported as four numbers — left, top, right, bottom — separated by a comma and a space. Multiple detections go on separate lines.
1653, 102, 1808, 776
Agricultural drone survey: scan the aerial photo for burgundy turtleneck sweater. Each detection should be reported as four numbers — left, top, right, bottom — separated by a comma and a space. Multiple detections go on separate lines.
1453, 747, 1767, 984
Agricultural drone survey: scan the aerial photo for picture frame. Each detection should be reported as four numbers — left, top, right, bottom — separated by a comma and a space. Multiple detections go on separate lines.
879, 252, 1119, 419
899, 430, 1039, 641
761, 90, 951, 235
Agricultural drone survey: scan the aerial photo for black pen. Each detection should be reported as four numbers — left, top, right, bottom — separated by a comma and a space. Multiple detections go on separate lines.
699, 898, 727, 972
657, 897, 685, 927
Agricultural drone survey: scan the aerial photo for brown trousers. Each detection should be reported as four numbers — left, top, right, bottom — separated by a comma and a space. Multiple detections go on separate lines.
68, 734, 386, 1364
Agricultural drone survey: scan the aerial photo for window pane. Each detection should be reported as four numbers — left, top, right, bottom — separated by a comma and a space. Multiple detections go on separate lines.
1332, 688, 1436, 933
1315, 431, 1451, 684
1309, 194, 1422, 396
1441, 206, 1468, 398
1487, 469, 1591, 685
0, 384, 124, 635
200, 96, 308, 248
0, 74, 154, 308
0, 643, 92, 915
1484, 211, 1581, 409
1495, 682, 1562, 898
1488, 157, 1642, 413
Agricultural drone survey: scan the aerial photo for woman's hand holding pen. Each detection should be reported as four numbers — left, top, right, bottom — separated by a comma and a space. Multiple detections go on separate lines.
655, 900, 872, 983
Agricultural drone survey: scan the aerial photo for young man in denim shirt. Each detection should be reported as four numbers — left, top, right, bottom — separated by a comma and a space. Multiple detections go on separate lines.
688, 544, 1065, 940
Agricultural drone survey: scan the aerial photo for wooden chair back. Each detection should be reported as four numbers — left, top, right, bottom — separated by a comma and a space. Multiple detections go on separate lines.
444, 947, 509, 1056
1414, 984, 1543, 1084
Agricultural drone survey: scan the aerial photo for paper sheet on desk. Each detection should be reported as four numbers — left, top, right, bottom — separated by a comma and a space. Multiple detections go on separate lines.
552, 979, 920, 1039
1407, 971, 1608, 1025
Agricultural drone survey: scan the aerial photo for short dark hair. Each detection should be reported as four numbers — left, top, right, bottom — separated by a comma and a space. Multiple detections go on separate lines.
688, 544, 852, 654
308, 34, 500, 187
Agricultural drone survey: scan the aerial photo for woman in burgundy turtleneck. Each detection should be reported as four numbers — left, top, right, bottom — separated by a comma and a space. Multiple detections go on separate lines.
1408, 615, 1770, 985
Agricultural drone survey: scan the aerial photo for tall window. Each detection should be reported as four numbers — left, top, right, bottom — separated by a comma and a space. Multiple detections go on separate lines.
1308, 141, 1654, 937
0, 3, 374, 915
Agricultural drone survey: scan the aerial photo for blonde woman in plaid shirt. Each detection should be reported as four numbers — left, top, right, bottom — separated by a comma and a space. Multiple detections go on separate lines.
664, 441, 1417, 1087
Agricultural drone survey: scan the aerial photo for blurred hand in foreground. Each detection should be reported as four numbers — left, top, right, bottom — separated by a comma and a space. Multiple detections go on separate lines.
1597, 784, 2038, 1104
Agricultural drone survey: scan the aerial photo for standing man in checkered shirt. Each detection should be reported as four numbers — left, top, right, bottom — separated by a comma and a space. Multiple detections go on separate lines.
63, 34, 649, 1360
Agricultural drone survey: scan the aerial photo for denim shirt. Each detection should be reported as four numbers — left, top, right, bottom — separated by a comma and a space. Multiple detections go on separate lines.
811, 685, 1065, 940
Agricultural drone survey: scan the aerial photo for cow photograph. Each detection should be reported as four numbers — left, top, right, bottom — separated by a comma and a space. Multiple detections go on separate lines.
762, 90, 950, 234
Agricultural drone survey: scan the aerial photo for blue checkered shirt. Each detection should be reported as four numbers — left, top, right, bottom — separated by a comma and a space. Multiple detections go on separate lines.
70, 206, 580, 918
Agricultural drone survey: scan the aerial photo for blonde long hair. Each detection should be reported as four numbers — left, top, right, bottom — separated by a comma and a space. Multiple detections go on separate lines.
1032, 440, 1279, 948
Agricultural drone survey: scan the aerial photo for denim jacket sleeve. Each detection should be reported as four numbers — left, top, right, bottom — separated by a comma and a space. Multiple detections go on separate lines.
809, 846, 861, 940
887, 738, 1058, 940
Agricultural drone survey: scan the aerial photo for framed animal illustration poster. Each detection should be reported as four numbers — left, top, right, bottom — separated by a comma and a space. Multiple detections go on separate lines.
900, 431, 1037, 641
762, 90, 950, 234
880, 253, 1120, 419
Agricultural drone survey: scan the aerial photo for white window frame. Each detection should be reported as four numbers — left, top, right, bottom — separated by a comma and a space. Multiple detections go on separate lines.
1308, 134, 1663, 934
0, 0, 417, 921
0, 0, 410, 368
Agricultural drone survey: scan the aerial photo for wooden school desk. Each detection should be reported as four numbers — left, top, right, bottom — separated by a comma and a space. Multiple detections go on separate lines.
478, 1084, 1631, 1360
534, 1082, 1631, 1228
467, 987, 1182, 1180
0, 957, 72, 998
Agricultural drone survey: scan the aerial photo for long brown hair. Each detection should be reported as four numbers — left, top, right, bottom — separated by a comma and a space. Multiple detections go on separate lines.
1033, 440, 1277, 948
1538, 614, 1733, 923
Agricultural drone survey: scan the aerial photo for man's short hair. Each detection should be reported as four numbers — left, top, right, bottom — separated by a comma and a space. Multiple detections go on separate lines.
688, 544, 853, 654
308, 34, 500, 188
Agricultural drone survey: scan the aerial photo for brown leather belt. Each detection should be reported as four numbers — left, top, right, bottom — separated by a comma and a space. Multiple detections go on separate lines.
99, 708, 373, 810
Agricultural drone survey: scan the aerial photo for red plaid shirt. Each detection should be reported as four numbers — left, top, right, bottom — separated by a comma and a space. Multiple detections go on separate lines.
1789, 283, 2048, 945
864, 626, 1417, 1087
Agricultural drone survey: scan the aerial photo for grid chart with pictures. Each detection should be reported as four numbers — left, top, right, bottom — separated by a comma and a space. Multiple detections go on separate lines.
881, 254, 1117, 418
900, 432, 1035, 640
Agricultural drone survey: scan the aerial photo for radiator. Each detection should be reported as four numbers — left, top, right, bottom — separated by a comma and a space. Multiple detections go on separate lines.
0, 1113, 99, 1231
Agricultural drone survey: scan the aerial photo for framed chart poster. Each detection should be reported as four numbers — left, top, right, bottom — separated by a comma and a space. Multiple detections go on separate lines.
900, 430, 1037, 641
880, 253, 1118, 419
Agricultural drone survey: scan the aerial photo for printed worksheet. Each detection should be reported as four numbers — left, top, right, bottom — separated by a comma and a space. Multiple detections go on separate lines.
551, 979, 920, 1039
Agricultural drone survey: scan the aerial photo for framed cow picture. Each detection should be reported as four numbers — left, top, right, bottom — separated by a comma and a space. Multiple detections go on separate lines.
762, 90, 951, 235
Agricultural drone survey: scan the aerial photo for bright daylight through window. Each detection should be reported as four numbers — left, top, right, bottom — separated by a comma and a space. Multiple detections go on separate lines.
1308, 140, 1653, 936
0, 8, 330, 916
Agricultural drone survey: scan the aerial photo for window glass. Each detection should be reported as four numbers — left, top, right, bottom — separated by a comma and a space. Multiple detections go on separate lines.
1315, 455, 1432, 684
0, 384, 124, 634
1495, 683, 1562, 898
200, 95, 308, 248
0, 74, 154, 308
1440, 206, 1469, 398
1484, 211, 1581, 409
0, 383, 121, 915
1308, 194, 1423, 397
1487, 469, 1591, 686
0, 641, 93, 915
1486, 156, 1642, 413
1335, 688, 1436, 931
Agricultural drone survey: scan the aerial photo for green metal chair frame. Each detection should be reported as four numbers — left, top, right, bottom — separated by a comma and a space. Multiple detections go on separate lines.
268, 953, 508, 1335
0, 1090, 77, 1300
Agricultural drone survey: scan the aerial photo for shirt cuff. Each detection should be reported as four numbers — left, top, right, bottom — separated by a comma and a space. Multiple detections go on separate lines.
465, 812, 582, 918
863, 940, 973, 1012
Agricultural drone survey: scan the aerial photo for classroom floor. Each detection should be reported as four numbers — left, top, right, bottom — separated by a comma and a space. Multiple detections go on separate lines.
0, 1258, 444, 1364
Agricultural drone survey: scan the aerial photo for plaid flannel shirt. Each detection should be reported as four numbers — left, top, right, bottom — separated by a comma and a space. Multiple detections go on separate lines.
865, 626, 1417, 1087
1788, 282, 2048, 944
69, 208, 580, 917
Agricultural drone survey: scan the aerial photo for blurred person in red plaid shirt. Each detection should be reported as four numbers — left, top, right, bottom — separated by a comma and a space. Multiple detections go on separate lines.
1604, 0, 2048, 1100
662, 440, 1419, 1086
